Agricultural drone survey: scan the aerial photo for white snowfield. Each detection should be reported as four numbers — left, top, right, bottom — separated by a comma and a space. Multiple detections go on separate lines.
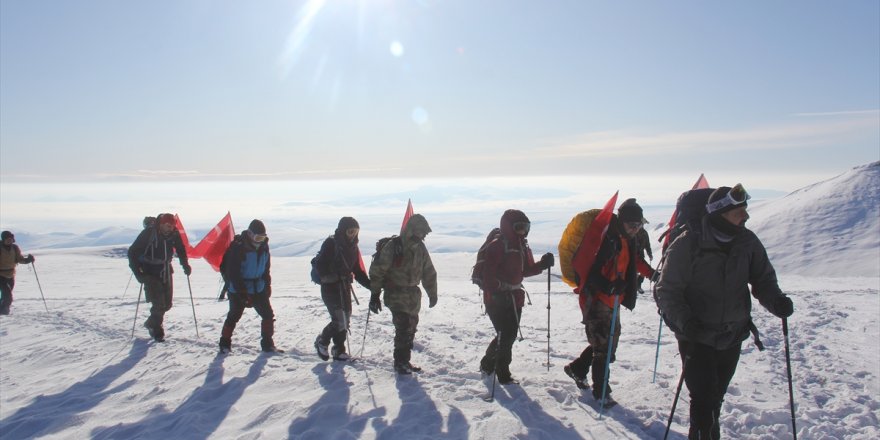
1, 162, 878, 439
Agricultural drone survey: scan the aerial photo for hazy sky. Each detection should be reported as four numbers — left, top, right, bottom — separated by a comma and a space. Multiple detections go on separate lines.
1, 0, 878, 187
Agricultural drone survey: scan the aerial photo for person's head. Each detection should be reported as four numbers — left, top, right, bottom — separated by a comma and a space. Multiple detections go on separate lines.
156, 213, 176, 236
404, 214, 431, 242
617, 198, 644, 239
337, 217, 360, 242
707, 184, 750, 234
1, 230, 14, 245
500, 209, 530, 239
246, 219, 268, 245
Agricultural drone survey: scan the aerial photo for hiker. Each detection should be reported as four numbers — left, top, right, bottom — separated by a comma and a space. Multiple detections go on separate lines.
635, 223, 653, 293
218, 220, 278, 353
0, 231, 35, 316
368, 214, 438, 374
477, 210, 554, 384
563, 198, 655, 406
655, 184, 793, 439
128, 213, 191, 341
313, 217, 371, 361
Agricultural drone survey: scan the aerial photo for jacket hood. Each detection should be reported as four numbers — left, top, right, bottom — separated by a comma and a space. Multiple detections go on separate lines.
500, 209, 530, 242
403, 214, 431, 242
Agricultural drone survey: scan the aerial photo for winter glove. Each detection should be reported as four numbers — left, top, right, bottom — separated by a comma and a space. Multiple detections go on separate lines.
539, 252, 555, 269
683, 318, 705, 341
182, 263, 192, 276
609, 280, 627, 296
772, 295, 794, 318
429, 295, 438, 308
369, 294, 382, 314
133, 269, 146, 284
24, 254, 35, 264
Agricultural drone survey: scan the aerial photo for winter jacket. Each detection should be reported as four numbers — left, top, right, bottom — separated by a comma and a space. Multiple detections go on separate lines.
128, 227, 189, 282
635, 227, 653, 261
481, 210, 543, 308
655, 216, 786, 350
585, 218, 654, 311
315, 232, 370, 289
222, 235, 271, 295
369, 214, 438, 315
0, 244, 28, 279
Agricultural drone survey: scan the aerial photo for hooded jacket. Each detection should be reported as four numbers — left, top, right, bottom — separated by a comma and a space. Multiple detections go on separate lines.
481, 209, 543, 308
655, 216, 786, 350
369, 214, 438, 315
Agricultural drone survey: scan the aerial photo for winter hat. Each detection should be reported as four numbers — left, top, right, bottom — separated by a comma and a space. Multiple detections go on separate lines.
337, 217, 360, 231
248, 219, 267, 235
1, 231, 13, 240
706, 186, 748, 216
157, 213, 175, 226
617, 198, 643, 223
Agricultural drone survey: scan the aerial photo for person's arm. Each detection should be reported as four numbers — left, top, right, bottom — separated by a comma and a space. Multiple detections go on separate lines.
654, 233, 696, 332
421, 244, 438, 307
748, 236, 789, 317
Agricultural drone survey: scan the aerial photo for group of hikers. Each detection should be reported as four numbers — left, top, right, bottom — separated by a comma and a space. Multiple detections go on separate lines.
1, 182, 795, 439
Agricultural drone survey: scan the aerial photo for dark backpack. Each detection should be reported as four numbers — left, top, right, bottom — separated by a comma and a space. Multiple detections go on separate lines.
372, 235, 403, 264
309, 236, 336, 285
658, 187, 715, 255
470, 228, 506, 289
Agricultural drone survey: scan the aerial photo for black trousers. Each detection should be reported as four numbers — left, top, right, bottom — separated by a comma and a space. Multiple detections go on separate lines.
678, 340, 741, 439
0, 276, 14, 313
480, 295, 522, 379
318, 283, 352, 349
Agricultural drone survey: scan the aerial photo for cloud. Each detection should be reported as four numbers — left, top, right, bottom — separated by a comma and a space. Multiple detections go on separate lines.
532, 113, 879, 159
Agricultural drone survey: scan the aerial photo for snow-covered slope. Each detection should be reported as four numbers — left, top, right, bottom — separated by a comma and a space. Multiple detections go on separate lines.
749, 161, 880, 277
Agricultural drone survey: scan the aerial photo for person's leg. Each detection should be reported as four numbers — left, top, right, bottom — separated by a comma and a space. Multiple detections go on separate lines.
709, 343, 742, 439
143, 276, 168, 340
391, 310, 419, 371
253, 294, 276, 351
0, 276, 14, 314
587, 302, 618, 399
220, 294, 246, 350
679, 340, 718, 439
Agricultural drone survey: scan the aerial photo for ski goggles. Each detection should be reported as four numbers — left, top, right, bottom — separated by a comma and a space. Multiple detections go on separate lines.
623, 221, 643, 230
345, 228, 360, 238
706, 183, 750, 214
513, 221, 531, 235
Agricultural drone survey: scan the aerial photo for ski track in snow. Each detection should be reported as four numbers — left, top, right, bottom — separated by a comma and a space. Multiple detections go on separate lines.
0, 252, 878, 439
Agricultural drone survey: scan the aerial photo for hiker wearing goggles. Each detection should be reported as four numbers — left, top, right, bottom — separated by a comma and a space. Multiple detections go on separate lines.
219, 219, 279, 353
655, 185, 794, 438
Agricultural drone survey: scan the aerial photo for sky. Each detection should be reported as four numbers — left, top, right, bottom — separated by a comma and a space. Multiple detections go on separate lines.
1, 0, 878, 187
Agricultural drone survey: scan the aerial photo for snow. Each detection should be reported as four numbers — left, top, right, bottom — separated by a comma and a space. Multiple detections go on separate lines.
1, 164, 878, 439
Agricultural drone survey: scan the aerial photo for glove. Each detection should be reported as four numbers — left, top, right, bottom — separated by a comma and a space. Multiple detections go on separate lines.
539, 252, 555, 269
609, 280, 627, 296
429, 296, 437, 308
24, 254, 35, 264
133, 269, 145, 284
683, 318, 705, 341
239, 293, 254, 308
369, 295, 382, 314
773, 295, 794, 318
182, 263, 192, 276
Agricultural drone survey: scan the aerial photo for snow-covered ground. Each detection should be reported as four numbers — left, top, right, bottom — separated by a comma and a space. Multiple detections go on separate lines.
1, 163, 879, 439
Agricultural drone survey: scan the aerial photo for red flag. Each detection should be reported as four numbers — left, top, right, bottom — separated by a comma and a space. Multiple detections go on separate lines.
173, 214, 197, 256
572, 191, 619, 295
400, 198, 414, 235
193, 212, 236, 272
662, 174, 710, 249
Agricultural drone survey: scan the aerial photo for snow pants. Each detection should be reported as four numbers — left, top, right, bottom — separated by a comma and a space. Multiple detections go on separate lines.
143, 275, 172, 331
480, 292, 522, 381
678, 340, 741, 440
317, 282, 353, 352
0, 276, 14, 314
221, 292, 275, 350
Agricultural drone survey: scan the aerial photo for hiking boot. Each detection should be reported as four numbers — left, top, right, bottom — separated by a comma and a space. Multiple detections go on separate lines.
407, 362, 422, 373
480, 367, 494, 377
498, 375, 519, 385
0, 308, 9, 316
331, 346, 350, 361
144, 321, 165, 342
219, 337, 232, 354
314, 337, 329, 361
564, 364, 590, 390
262, 338, 279, 353
394, 362, 413, 375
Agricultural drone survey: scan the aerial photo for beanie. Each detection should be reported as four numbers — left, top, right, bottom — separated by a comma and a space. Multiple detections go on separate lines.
706, 186, 748, 216
157, 213, 175, 226
248, 219, 266, 235
617, 198, 643, 223
337, 217, 360, 231
1, 231, 13, 240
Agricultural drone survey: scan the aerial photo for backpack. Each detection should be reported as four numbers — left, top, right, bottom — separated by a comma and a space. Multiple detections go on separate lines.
557, 209, 602, 288
658, 187, 716, 255
373, 235, 402, 262
470, 228, 505, 289
309, 236, 337, 285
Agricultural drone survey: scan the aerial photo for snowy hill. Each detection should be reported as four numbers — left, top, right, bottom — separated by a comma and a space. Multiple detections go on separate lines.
748, 161, 880, 277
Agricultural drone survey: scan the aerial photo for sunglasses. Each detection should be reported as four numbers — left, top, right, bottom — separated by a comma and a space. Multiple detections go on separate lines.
346, 228, 360, 237
624, 221, 642, 229
706, 183, 751, 214
513, 221, 531, 234
252, 233, 268, 243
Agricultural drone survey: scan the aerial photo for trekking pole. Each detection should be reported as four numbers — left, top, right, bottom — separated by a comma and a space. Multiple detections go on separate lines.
218, 278, 227, 301
339, 284, 352, 356
30, 262, 50, 313
357, 306, 371, 358
349, 282, 360, 305
186, 275, 199, 338
121, 273, 133, 300
524, 287, 532, 305
652, 315, 663, 383
509, 292, 524, 341
130, 283, 143, 339
598, 295, 620, 419
545, 269, 552, 371
664, 352, 690, 440
483, 329, 501, 402
783, 318, 798, 440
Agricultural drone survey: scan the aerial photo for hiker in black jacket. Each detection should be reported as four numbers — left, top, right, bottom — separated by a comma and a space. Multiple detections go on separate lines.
313, 217, 371, 361
656, 184, 794, 439
128, 213, 191, 342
